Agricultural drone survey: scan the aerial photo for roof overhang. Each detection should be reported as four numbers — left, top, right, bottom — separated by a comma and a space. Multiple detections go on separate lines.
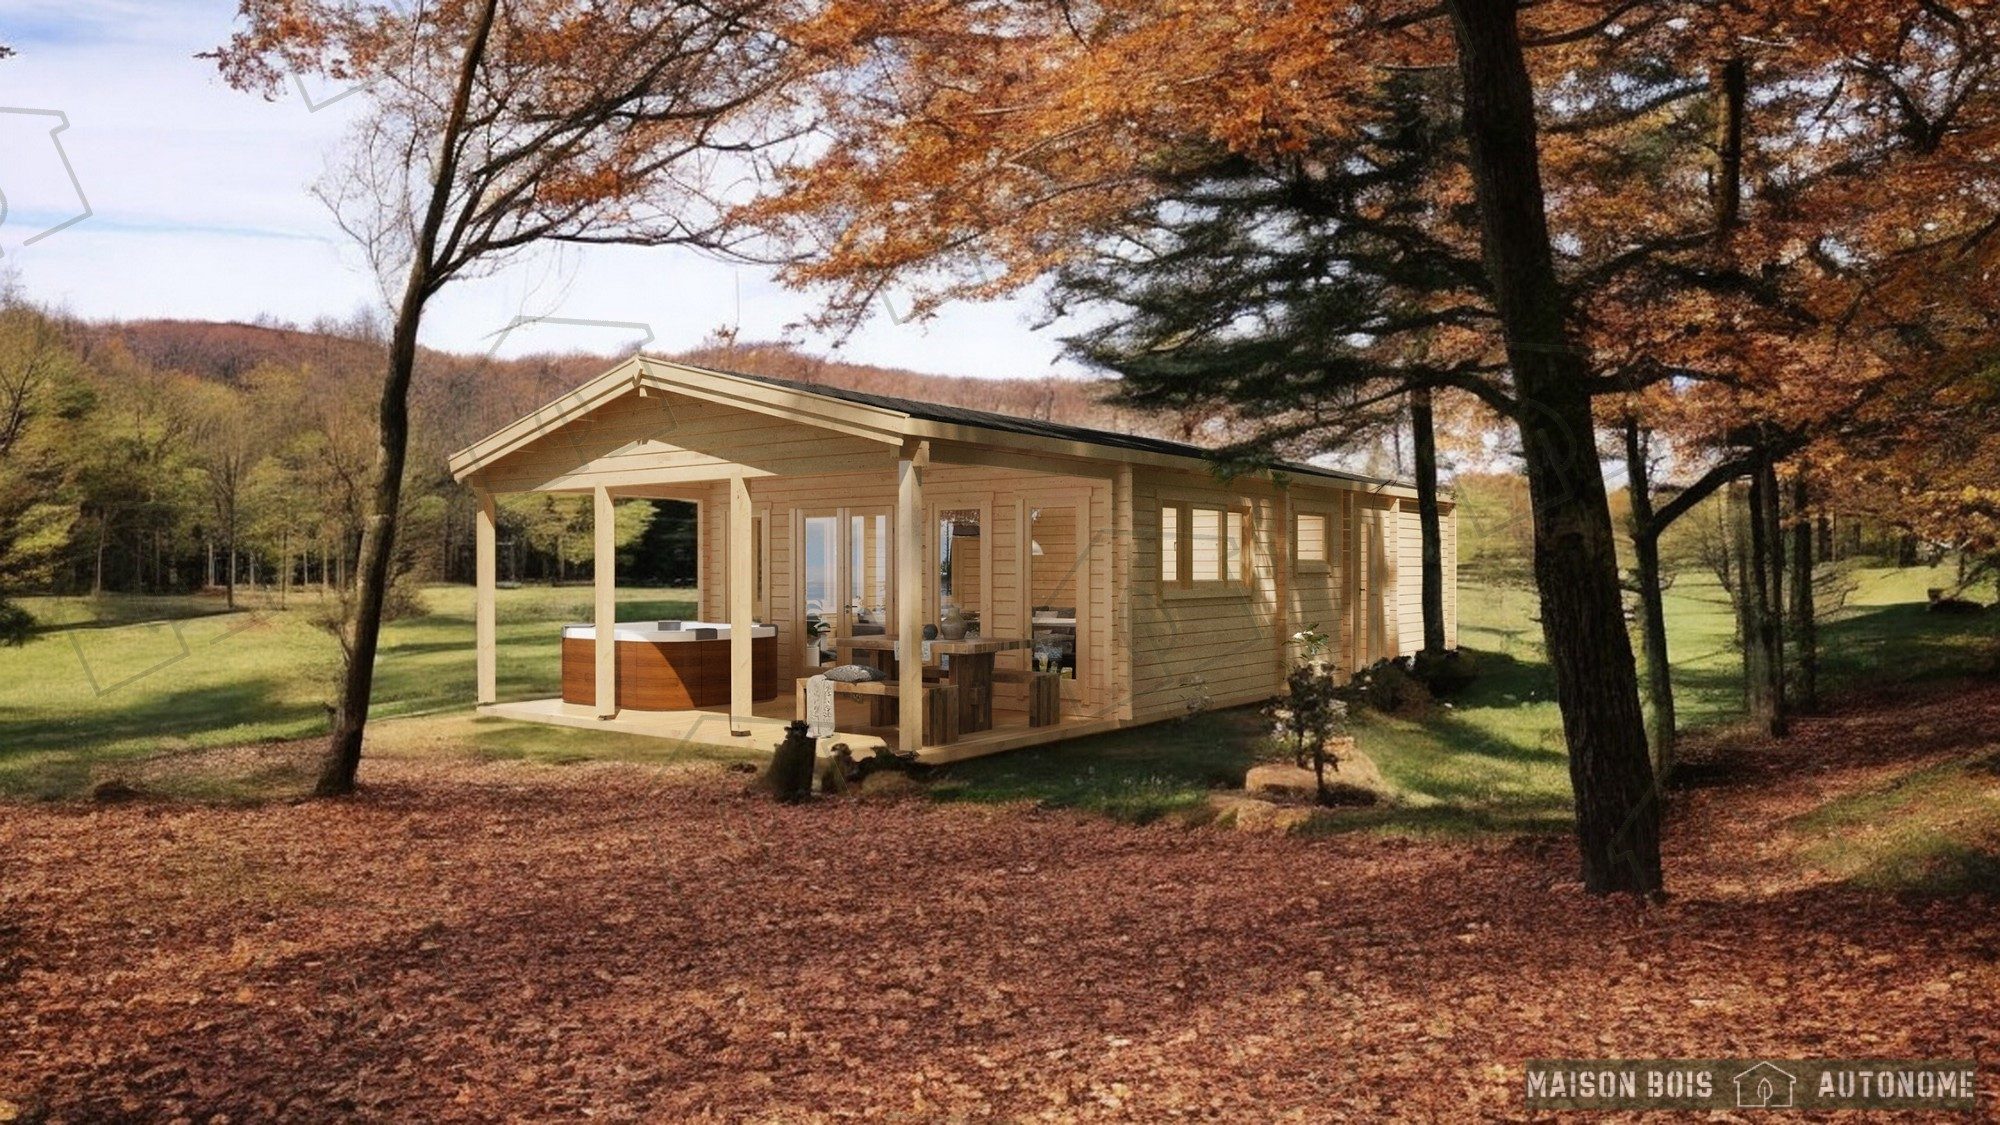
449, 355, 1422, 500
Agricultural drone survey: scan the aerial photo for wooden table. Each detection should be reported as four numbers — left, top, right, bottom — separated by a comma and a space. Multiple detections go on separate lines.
836, 635, 1031, 734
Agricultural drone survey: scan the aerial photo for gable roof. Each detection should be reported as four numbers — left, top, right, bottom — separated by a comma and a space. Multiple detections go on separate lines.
449, 354, 1415, 494
686, 361, 1407, 489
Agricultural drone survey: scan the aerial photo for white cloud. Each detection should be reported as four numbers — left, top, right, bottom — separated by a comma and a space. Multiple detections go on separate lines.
0, 0, 1088, 381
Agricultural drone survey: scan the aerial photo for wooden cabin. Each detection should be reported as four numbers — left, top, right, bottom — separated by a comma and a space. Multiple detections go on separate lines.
449, 356, 1457, 762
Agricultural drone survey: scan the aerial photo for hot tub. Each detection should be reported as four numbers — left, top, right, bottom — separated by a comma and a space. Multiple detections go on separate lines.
561, 621, 778, 710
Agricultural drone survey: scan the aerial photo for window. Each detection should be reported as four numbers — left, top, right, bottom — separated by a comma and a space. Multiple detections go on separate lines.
1191, 507, 1222, 580
1160, 498, 1250, 593
1296, 512, 1328, 572
935, 508, 983, 634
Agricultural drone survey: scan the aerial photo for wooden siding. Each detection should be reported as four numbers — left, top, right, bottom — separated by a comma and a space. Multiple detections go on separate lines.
1442, 501, 1459, 648
1397, 500, 1423, 658
1288, 494, 1345, 676
1389, 497, 1462, 656
472, 390, 890, 494
1128, 468, 1285, 722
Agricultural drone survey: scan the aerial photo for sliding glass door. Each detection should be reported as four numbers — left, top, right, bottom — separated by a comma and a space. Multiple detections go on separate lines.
798, 507, 892, 672
1025, 498, 1088, 701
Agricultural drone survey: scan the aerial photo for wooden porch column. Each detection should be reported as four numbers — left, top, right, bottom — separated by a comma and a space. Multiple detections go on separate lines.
896, 441, 928, 755
594, 485, 617, 719
1111, 464, 1134, 721
1273, 485, 1291, 694
474, 489, 497, 706
728, 473, 754, 735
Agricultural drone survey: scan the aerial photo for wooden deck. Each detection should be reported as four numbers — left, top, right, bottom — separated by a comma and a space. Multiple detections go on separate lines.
478, 693, 1122, 764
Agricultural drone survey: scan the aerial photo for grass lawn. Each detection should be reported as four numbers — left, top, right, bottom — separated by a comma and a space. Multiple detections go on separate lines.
931, 561, 2000, 837
0, 585, 735, 798
5, 561, 1997, 846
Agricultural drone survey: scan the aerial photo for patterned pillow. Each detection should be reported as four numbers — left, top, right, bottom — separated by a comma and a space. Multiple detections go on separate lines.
824, 663, 886, 683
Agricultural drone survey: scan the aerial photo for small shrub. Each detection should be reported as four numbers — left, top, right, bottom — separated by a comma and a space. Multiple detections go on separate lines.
0, 598, 34, 647
1410, 649, 1477, 697
1264, 626, 1352, 806
1341, 658, 1432, 717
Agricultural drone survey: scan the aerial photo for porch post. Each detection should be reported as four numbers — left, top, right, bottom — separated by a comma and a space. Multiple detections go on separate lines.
1273, 485, 1291, 696
728, 472, 754, 735
475, 489, 497, 706
594, 485, 617, 719
896, 441, 928, 754
1112, 464, 1134, 721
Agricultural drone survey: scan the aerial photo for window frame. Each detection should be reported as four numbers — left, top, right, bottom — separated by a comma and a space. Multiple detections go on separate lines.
1159, 495, 1254, 599
1293, 508, 1332, 575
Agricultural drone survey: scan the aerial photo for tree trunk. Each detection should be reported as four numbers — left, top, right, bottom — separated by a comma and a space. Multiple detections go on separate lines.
1713, 56, 1746, 237
1411, 387, 1447, 655
1790, 474, 1818, 712
1445, 0, 1661, 895
1623, 421, 1676, 777
318, 0, 499, 798
1733, 483, 1762, 712
1745, 454, 1788, 736
225, 508, 237, 611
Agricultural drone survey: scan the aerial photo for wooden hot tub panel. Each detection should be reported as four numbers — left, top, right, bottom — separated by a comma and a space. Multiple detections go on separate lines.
561, 635, 778, 709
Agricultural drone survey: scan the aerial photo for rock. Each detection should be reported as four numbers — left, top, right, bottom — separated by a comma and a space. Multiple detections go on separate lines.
90, 779, 144, 804
1244, 741, 1392, 806
856, 770, 925, 800
1207, 795, 1318, 833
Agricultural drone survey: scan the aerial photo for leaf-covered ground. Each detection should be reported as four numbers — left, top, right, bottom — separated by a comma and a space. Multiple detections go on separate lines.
3, 685, 1998, 1122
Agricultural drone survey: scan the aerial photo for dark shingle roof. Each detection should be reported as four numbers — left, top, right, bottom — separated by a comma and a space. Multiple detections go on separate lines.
671, 359, 1407, 490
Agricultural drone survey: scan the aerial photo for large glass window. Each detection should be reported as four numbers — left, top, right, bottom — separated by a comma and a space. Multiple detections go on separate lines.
1029, 505, 1080, 681
849, 512, 890, 634
801, 514, 839, 666
937, 508, 983, 635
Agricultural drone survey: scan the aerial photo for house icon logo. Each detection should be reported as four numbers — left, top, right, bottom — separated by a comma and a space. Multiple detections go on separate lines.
1733, 1061, 1798, 1108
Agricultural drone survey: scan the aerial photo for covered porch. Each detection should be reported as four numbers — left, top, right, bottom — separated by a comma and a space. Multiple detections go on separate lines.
453, 358, 1128, 763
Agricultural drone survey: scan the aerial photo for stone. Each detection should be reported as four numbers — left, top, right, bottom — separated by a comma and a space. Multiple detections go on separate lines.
856, 770, 925, 800
1244, 741, 1392, 805
1207, 795, 1318, 833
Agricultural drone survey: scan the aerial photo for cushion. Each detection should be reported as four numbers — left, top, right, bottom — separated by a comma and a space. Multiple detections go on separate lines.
824, 663, 886, 683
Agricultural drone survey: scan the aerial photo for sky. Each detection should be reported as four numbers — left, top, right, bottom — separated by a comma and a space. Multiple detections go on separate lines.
0, 0, 1085, 378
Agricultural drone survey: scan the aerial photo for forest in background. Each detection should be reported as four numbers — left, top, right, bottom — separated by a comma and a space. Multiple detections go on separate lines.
0, 296, 1292, 639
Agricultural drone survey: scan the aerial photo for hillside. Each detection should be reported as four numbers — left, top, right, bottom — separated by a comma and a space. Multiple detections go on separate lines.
84, 319, 1199, 465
